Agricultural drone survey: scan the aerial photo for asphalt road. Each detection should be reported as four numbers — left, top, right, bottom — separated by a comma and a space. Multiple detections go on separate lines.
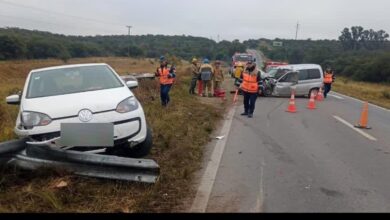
247, 49, 264, 67
194, 90, 390, 212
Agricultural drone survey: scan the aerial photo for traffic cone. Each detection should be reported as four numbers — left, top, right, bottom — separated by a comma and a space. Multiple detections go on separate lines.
286, 89, 297, 113
316, 87, 324, 101
354, 101, 371, 129
307, 91, 317, 110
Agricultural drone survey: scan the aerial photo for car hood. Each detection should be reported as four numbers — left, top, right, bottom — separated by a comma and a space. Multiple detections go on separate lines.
21, 87, 132, 119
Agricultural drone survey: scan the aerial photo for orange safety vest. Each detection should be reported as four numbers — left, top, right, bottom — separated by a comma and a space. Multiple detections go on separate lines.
158, 67, 174, 85
324, 72, 334, 84
241, 72, 259, 93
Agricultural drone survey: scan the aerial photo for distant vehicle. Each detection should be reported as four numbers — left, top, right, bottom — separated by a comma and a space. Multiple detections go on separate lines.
230, 52, 255, 77
264, 61, 289, 73
260, 64, 324, 97
6, 63, 153, 158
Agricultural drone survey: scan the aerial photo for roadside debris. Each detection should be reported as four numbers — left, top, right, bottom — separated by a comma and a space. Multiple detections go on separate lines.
215, 136, 225, 140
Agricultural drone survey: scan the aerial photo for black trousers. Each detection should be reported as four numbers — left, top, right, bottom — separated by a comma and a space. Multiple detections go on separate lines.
160, 84, 172, 106
243, 91, 258, 114
324, 83, 332, 98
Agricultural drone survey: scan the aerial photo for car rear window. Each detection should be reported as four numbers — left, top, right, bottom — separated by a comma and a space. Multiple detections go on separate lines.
298, 68, 321, 80
308, 69, 321, 79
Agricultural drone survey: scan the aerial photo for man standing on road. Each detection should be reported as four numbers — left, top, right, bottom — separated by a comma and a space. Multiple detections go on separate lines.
155, 56, 176, 107
189, 58, 200, 95
323, 67, 335, 98
199, 59, 214, 97
238, 60, 261, 118
213, 60, 224, 96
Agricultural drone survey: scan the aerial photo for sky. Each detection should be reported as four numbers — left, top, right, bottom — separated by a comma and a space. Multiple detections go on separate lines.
0, 0, 389, 42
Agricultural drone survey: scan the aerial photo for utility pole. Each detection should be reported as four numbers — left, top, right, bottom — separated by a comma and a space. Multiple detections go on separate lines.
126, 25, 132, 57
217, 34, 220, 43
295, 22, 299, 40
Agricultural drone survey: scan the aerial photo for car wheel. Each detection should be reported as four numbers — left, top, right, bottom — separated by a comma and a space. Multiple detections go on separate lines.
264, 88, 273, 97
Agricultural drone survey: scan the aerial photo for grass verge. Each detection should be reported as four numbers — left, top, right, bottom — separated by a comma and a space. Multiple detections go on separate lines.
0, 57, 224, 212
333, 76, 390, 109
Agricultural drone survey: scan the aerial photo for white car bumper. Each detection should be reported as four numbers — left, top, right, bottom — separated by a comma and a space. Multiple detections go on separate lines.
15, 107, 147, 146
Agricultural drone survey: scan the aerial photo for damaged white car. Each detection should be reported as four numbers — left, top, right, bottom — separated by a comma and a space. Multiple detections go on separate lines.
6, 63, 153, 158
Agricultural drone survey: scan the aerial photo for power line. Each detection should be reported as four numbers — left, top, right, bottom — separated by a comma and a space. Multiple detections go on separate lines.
0, 0, 125, 27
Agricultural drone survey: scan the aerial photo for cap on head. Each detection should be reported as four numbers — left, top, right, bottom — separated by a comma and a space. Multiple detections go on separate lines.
203, 58, 210, 64
215, 60, 221, 65
192, 58, 198, 63
160, 56, 166, 62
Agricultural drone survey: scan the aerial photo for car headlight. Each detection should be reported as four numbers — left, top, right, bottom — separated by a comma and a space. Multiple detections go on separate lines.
116, 96, 139, 113
21, 111, 52, 128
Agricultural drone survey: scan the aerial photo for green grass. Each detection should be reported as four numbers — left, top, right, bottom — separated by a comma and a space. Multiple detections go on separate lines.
0, 58, 224, 212
333, 76, 390, 109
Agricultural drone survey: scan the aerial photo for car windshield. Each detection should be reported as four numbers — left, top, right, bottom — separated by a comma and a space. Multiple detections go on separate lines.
268, 68, 291, 79
27, 65, 123, 98
234, 55, 253, 62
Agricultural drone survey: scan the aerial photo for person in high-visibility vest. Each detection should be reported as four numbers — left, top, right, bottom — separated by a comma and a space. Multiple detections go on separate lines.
155, 56, 176, 107
323, 67, 335, 98
237, 60, 261, 118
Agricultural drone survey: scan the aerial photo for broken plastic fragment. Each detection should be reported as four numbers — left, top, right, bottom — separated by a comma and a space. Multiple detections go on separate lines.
215, 136, 225, 140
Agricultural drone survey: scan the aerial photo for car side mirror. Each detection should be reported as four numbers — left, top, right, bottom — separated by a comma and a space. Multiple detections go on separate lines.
6, 94, 21, 105
126, 80, 139, 89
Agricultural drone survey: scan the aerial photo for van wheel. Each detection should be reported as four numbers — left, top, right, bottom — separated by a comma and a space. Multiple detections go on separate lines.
309, 88, 319, 98
109, 127, 153, 158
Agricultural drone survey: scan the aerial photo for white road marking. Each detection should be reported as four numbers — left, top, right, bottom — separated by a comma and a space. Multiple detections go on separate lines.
328, 94, 344, 100
330, 92, 389, 112
251, 160, 265, 213
190, 107, 236, 213
333, 115, 377, 141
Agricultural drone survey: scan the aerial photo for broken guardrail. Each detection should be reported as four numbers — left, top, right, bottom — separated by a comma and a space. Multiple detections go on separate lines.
0, 139, 160, 183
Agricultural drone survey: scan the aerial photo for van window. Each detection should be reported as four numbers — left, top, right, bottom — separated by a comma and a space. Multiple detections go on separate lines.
308, 69, 321, 79
279, 72, 298, 83
298, 70, 309, 80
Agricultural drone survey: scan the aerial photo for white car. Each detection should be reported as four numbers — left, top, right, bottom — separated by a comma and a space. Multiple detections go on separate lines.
6, 63, 152, 158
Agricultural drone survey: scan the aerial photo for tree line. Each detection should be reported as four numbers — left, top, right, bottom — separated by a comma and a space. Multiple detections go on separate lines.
0, 27, 246, 62
250, 26, 390, 83
1, 26, 389, 83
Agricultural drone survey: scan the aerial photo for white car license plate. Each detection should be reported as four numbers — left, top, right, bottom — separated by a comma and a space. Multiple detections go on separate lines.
60, 123, 114, 147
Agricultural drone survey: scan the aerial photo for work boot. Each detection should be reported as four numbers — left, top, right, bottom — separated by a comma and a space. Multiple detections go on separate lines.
248, 113, 253, 118
241, 112, 248, 116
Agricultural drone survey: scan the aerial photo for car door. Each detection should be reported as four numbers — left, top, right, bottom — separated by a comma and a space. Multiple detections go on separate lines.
274, 71, 299, 96
296, 69, 309, 96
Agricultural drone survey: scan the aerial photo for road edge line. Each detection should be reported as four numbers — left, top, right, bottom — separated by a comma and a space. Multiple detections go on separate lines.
190, 106, 236, 213
333, 115, 377, 141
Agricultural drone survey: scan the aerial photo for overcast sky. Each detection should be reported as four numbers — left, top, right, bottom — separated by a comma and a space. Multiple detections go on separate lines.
0, 0, 389, 41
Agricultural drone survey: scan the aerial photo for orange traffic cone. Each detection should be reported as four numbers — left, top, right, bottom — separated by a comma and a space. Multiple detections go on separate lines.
307, 91, 317, 110
355, 101, 371, 129
286, 89, 297, 113
316, 87, 324, 101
